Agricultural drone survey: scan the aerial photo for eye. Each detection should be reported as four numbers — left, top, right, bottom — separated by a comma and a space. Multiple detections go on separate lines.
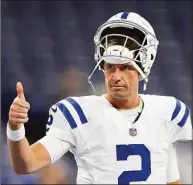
104, 63, 114, 71
120, 65, 135, 71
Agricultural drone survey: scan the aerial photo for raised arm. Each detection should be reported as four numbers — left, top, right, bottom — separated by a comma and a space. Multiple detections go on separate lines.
7, 82, 51, 174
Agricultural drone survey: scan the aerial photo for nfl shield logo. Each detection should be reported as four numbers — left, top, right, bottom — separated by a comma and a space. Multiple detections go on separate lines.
129, 128, 137, 137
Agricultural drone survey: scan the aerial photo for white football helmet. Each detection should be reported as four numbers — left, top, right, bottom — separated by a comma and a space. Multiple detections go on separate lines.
88, 12, 159, 91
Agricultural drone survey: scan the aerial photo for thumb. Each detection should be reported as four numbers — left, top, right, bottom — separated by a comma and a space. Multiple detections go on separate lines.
16, 82, 25, 100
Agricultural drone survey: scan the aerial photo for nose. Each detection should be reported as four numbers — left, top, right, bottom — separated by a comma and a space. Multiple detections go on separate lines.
112, 68, 122, 81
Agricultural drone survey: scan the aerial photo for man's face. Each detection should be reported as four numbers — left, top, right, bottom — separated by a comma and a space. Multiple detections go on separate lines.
103, 62, 139, 100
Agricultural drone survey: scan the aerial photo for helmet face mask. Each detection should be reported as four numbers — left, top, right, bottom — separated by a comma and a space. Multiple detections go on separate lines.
96, 28, 147, 78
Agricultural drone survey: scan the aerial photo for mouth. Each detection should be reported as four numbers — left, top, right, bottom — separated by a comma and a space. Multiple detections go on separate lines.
110, 85, 126, 89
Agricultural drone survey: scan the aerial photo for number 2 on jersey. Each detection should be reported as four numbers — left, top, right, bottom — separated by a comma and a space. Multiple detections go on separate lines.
116, 144, 151, 184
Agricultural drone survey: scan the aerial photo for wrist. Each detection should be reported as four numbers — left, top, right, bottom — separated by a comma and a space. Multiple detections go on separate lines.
8, 121, 23, 131
7, 122, 25, 141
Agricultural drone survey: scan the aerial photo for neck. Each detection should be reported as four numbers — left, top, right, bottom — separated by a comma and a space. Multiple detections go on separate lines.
106, 94, 141, 109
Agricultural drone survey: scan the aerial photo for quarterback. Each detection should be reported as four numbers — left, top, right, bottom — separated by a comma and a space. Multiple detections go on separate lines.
7, 12, 192, 184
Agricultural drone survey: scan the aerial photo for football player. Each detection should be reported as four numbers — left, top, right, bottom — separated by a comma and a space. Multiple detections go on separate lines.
7, 12, 192, 184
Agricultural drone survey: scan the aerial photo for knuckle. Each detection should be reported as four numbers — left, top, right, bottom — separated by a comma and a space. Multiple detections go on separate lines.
13, 97, 19, 103
24, 117, 28, 123
13, 101, 19, 107
26, 102, 30, 109
9, 112, 13, 117
13, 97, 17, 102
10, 105, 14, 111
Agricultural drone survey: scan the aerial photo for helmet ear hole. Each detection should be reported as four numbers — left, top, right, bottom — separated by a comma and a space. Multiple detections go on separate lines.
99, 60, 105, 69
136, 55, 140, 61
150, 54, 154, 60
100, 47, 105, 55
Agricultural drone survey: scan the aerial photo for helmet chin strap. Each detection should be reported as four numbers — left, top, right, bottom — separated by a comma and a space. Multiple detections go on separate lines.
143, 79, 148, 91
88, 60, 103, 92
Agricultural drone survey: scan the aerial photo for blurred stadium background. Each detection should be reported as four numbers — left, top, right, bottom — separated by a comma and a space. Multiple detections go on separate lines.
1, 1, 192, 184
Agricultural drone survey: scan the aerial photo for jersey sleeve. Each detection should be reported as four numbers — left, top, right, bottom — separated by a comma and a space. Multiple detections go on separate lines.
37, 135, 71, 164
166, 143, 180, 183
37, 100, 78, 163
45, 103, 76, 146
169, 98, 192, 143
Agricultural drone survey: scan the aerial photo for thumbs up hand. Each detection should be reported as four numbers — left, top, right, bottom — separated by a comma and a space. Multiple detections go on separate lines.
9, 82, 30, 127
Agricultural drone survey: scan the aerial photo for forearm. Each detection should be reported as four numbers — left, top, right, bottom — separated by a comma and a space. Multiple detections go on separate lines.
7, 136, 37, 174
7, 124, 50, 174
